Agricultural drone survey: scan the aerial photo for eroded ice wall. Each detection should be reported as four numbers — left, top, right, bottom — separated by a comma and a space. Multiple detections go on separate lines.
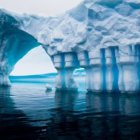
49, 0, 140, 92
0, 0, 140, 92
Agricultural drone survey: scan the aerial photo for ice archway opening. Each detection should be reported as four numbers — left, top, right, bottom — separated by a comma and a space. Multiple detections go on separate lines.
10, 46, 56, 76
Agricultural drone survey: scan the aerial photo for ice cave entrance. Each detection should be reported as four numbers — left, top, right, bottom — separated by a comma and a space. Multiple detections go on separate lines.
10, 46, 56, 76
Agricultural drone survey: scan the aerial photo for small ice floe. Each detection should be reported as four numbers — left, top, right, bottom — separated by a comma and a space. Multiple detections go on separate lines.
45, 84, 53, 92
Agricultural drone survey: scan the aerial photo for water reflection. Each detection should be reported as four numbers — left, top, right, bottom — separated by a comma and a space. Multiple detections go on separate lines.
45, 91, 140, 140
86, 92, 140, 115
86, 92, 140, 139
55, 89, 79, 110
0, 86, 140, 139
0, 87, 37, 140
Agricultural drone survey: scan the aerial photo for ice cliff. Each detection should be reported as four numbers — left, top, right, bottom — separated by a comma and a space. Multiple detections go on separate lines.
0, 0, 140, 92
0, 10, 39, 85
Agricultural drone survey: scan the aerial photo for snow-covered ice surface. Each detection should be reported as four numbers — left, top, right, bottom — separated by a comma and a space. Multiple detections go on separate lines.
22, 0, 140, 55
1, 0, 140, 55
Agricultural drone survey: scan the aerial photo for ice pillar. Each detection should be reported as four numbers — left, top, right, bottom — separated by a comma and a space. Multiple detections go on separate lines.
77, 51, 90, 90
117, 45, 140, 93
105, 47, 119, 92
0, 73, 11, 87
64, 52, 79, 89
83, 49, 106, 92
52, 52, 79, 90
52, 54, 65, 89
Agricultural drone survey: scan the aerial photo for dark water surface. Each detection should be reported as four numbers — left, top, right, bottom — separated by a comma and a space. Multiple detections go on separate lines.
0, 82, 140, 140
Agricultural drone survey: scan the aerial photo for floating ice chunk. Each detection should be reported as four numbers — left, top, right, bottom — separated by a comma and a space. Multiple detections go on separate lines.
45, 84, 53, 92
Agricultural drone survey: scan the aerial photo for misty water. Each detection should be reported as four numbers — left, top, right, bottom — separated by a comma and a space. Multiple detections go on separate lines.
0, 76, 140, 140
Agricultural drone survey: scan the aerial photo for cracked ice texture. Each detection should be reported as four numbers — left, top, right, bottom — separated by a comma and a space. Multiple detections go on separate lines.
1, 0, 140, 55
17, 0, 140, 55
45, 0, 140, 55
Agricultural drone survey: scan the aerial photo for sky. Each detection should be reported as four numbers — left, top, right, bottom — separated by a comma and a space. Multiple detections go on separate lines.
11, 47, 57, 76
0, 0, 82, 16
0, 0, 82, 75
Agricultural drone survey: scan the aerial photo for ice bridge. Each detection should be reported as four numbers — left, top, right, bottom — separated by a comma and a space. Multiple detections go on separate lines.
1, 0, 140, 93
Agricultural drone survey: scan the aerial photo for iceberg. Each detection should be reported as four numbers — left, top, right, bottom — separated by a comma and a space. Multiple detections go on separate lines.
0, 0, 140, 93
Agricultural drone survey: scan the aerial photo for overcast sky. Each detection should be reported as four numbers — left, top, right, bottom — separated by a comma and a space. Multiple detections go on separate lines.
0, 0, 82, 75
0, 0, 82, 16
11, 47, 57, 75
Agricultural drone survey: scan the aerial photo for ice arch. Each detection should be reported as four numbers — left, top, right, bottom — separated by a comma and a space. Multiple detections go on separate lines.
1, 0, 140, 93
0, 28, 39, 86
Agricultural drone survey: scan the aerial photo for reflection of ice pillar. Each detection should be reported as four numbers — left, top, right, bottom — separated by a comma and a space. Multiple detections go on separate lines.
120, 95, 140, 114
117, 45, 140, 93
105, 47, 119, 92
87, 49, 106, 92
55, 90, 78, 110
52, 52, 79, 90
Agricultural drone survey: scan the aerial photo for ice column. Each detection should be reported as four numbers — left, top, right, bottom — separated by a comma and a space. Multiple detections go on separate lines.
0, 65, 11, 87
77, 51, 90, 90
84, 49, 106, 92
117, 45, 140, 93
0, 73, 11, 86
64, 52, 79, 89
52, 54, 65, 89
105, 47, 119, 92
52, 52, 79, 90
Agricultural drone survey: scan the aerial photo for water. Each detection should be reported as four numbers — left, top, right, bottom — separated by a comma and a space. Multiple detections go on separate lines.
0, 77, 140, 140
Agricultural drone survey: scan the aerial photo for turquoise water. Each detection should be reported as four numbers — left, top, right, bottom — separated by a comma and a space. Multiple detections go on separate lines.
0, 76, 140, 140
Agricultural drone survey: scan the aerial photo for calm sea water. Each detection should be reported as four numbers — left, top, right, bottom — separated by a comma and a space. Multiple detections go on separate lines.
0, 77, 140, 140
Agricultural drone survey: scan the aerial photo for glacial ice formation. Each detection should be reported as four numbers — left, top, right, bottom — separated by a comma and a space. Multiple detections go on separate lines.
0, 10, 39, 86
0, 0, 140, 92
